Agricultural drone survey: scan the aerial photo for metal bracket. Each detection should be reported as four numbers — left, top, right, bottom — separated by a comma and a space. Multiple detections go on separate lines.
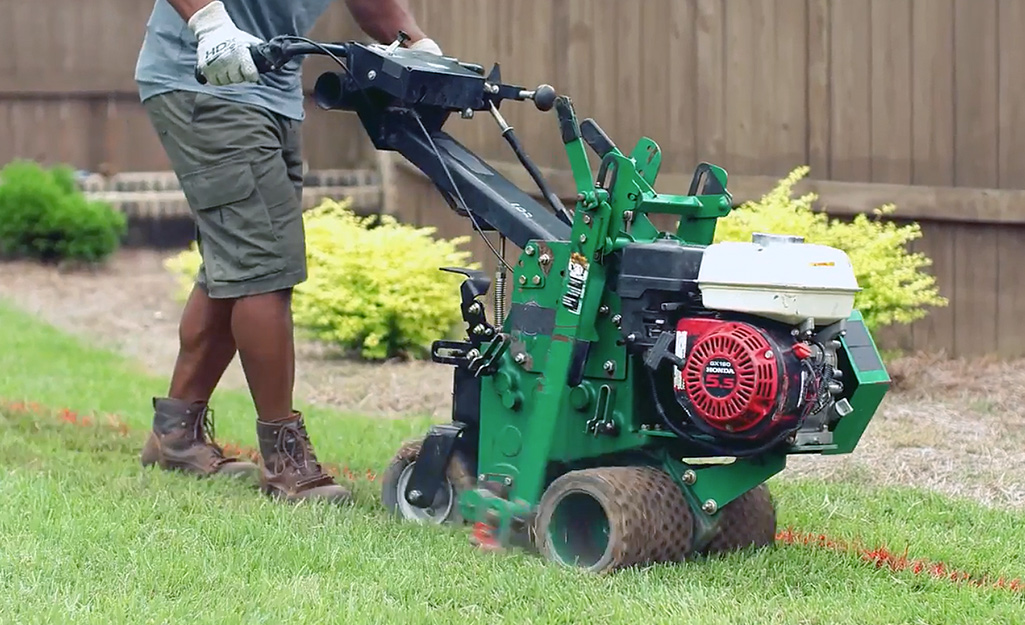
404, 422, 467, 508
468, 333, 511, 377
585, 384, 618, 436
441, 266, 496, 347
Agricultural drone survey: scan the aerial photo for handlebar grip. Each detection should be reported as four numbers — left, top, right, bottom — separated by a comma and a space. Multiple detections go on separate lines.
194, 44, 273, 85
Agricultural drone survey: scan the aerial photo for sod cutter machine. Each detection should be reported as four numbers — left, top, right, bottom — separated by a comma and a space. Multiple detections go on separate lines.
223, 33, 891, 572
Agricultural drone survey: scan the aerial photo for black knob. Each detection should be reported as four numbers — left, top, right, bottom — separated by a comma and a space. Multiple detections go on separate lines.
533, 84, 557, 111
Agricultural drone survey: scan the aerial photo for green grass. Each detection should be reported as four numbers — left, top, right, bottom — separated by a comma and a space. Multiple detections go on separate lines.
1, 299, 1024, 624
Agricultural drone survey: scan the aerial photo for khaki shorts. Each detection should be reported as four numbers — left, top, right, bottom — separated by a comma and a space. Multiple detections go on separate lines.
144, 90, 306, 299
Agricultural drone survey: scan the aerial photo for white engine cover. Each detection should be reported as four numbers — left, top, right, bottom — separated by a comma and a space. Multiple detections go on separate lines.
697, 236, 860, 325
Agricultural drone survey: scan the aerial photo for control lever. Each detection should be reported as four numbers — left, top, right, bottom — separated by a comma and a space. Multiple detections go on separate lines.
487, 83, 573, 225
519, 84, 557, 112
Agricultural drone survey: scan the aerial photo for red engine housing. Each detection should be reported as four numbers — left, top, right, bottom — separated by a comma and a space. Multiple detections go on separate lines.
673, 317, 800, 435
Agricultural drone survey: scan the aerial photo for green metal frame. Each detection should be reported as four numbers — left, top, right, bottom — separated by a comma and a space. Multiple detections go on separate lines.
457, 95, 891, 548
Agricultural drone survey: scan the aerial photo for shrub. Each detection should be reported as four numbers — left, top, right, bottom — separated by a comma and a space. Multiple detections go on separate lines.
0, 159, 126, 263
166, 198, 477, 360
713, 166, 947, 332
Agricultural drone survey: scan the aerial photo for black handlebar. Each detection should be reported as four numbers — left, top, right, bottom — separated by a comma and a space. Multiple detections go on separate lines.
192, 36, 552, 114
195, 39, 348, 85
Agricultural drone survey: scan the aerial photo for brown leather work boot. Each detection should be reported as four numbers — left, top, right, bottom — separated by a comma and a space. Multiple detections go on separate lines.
141, 397, 258, 479
256, 412, 352, 504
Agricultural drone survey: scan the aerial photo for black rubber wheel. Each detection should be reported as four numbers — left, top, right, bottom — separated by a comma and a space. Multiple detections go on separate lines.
380, 438, 476, 525
533, 466, 696, 573
698, 483, 777, 557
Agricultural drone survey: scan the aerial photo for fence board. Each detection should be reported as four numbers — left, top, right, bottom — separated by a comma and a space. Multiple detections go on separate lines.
953, 0, 999, 188
870, 0, 913, 183
997, 0, 1025, 189
773, 0, 808, 178
694, 0, 726, 165
829, 0, 872, 181
953, 224, 1000, 355
910, 0, 956, 186
996, 228, 1025, 358
805, 0, 831, 178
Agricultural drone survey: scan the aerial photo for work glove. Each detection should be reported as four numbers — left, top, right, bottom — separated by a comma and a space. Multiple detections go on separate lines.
408, 37, 443, 56
189, 1, 264, 86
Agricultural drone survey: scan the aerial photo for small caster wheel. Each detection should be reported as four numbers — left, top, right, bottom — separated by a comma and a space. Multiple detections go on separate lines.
380, 438, 475, 525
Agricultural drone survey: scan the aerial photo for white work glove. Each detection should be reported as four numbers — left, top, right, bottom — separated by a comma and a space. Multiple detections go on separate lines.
189, 1, 264, 86
408, 37, 443, 56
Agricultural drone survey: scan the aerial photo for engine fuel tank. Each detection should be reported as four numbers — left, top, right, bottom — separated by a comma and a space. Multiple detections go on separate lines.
697, 233, 860, 325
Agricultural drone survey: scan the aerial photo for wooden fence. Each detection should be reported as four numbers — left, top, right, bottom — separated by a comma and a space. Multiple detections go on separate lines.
1, 0, 1023, 358
382, 0, 1025, 359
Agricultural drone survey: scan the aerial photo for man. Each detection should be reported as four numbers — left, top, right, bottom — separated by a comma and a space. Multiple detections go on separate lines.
134, 0, 441, 504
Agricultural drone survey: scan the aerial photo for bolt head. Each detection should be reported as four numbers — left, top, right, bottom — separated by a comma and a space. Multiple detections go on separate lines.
702, 499, 718, 514
683, 470, 696, 485
367, 70, 377, 80
539, 253, 551, 265
514, 352, 526, 364
518, 275, 526, 285
531, 275, 541, 285
603, 360, 615, 373
582, 214, 592, 225
525, 245, 535, 255
578, 234, 588, 243
503, 477, 512, 486
598, 305, 610, 315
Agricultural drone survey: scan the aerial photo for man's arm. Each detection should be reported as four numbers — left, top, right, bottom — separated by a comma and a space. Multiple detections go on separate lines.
165, 0, 212, 22
343, 0, 428, 46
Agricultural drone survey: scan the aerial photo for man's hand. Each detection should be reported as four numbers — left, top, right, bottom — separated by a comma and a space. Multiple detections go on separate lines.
189, 1, 263, 86
344, 0, 442, 54
408, 37, 443, 56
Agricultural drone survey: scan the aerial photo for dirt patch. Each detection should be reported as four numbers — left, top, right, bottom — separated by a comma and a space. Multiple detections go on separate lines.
1, 249, 1024, 509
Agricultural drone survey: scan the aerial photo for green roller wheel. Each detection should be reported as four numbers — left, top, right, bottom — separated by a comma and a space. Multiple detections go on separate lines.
698, 483, 777, 557
533, 466, 696, 573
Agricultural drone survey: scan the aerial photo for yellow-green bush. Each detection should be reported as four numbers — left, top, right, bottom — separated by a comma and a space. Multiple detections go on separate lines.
165, 198, 476, 360
713, 166, 947, 331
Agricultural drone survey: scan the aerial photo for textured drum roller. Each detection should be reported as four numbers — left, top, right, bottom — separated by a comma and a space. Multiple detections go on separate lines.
380, 438, 476, 525
699, 483, 777, 556
533, 466, 695, 573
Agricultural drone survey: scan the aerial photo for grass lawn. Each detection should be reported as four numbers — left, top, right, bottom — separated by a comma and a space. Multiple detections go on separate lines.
1, 299, 1024, 624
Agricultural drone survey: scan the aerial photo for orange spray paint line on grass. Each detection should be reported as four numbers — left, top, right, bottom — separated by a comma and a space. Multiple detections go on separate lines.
776, 528, 1025, 595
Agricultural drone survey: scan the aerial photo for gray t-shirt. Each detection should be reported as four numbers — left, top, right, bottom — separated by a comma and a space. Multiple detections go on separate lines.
135, 0, 332, 121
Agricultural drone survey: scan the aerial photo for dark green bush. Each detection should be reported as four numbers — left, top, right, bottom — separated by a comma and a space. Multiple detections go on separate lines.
0, 160, 126, 263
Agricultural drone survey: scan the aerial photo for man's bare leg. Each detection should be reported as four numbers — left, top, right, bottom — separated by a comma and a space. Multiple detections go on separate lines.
230, 289, 295, 423
167, 284, 238, 403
